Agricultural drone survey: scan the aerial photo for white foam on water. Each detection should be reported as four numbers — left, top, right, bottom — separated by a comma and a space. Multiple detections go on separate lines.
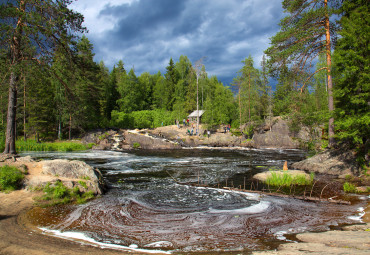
39, 227, 171, 254
190, 185, 262, 200
275, 231, 288, 241
208, 201, 270, 214
347, 206, 365, 222
144, 241, 174, 248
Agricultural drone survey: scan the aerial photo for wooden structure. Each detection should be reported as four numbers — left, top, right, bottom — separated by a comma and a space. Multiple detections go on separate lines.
187, 110, 205, 123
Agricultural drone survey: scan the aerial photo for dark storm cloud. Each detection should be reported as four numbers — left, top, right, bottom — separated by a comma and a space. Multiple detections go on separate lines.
83, 0, 284, 85
99, 0, 188, 43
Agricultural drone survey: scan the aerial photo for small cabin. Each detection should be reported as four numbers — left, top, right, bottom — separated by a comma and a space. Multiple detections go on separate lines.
187, 110, 205, 123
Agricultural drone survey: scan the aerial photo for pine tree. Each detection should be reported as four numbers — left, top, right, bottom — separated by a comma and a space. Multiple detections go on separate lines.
0, 0, 85, 154
265, 0, 341, 147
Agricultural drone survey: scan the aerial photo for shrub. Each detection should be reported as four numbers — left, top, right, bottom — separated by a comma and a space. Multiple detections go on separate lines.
111, 109, 178, 129
343, 182, 357, 193
133, 142, 141, 149
38, 181, 96, 206
0, 165, 24, 191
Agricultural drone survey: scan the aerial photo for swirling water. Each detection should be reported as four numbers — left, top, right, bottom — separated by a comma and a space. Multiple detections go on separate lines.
24, 149, 364, 254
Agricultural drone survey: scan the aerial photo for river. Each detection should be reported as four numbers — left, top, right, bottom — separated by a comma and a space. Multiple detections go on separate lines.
23, 148, 365, 254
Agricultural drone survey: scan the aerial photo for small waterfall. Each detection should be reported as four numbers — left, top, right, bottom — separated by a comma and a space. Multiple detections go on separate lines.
111, 133, 124, 151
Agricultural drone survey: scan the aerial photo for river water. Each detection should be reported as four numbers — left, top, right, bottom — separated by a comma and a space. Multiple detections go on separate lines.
23, 149, 365, 254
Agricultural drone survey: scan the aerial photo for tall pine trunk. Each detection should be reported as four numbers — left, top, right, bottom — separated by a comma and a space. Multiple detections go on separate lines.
3, 1, 25, 155
23, 74, 27, 141
4, 72, 18, 154
325, 0, 335, 147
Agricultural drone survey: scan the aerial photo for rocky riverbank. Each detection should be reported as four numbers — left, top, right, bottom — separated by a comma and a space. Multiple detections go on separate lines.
253, 221, 370, 254
83, 117, 316, 151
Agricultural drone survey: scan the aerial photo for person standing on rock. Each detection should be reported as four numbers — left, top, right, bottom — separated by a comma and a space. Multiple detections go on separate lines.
183, 119, 186, 127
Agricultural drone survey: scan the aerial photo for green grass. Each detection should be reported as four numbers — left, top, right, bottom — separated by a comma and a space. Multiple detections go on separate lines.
16, 140, 94, 152
133, 142, 141, 149
0, 165, 24, 191
265, 171, 315, 187
36, 180, 95, 206
343, 182, 357, 193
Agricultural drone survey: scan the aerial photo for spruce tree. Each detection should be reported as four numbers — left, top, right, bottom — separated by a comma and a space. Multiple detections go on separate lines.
333, 0, 369, 158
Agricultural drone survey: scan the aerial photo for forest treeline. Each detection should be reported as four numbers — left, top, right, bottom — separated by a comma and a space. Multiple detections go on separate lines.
0, 0, 368, 161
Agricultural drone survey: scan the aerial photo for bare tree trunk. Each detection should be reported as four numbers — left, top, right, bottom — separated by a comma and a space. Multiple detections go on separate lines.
325, 0, 335, 147
239, 86, 241, 130
3, 1, 25, 155
4, 72, 18, 154
58, 120, 62, 140
196, 74, 199, 135
69, 114, 72, 140
23, 74, 26, 141
248, 72, 251, 124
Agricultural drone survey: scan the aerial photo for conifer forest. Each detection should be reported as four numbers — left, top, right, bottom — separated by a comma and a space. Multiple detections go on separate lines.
0, 0, 368, 162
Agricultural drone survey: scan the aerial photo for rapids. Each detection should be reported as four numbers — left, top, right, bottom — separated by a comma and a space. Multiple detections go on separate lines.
23, 149, 365, 254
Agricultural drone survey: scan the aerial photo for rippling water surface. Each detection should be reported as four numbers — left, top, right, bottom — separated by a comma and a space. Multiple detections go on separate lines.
24, 149, 364, 254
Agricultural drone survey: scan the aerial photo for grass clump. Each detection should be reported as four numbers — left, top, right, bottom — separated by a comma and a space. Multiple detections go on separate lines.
36, 181, 95, 206
343, 182, 357, 193
16, 140, 92, 152
133, 142, 141, 149
266, 171, 314, 187
0, 165, 24, 191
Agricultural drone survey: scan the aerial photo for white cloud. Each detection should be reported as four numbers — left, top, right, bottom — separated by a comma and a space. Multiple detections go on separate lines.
69, 0, 284, 85
69, 0, 138, 34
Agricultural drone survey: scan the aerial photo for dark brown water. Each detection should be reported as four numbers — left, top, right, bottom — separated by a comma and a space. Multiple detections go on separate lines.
24, 149, 366, 254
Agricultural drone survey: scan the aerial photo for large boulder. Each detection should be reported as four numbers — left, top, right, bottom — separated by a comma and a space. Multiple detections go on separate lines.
252, 118, 299, 149
41, 159, 105, 194
291, 150, 361, 177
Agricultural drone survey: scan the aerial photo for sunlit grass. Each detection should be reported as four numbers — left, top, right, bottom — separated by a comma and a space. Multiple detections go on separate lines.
34, 181, 95, 206
265, 171, 315, 187
16, 139, 94, 152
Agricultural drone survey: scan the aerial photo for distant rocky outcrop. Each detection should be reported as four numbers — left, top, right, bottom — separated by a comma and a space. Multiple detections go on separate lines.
125, 130, 182, 149
252, 117, 314, 149
82, 117, 319, 150
291, 150, 362, 177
